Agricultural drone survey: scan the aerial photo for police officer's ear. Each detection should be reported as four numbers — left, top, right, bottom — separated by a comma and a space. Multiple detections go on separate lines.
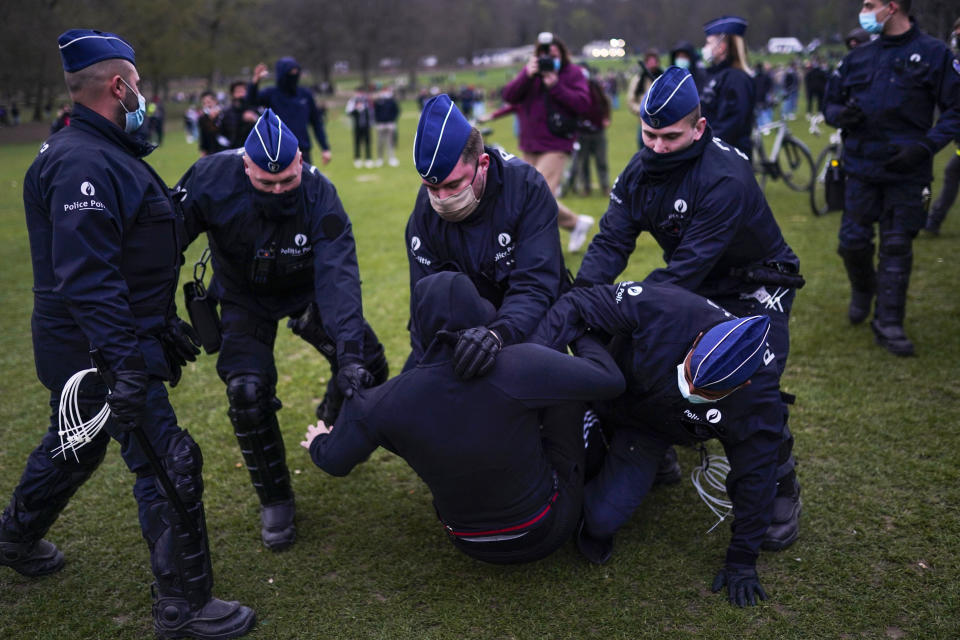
691, 116, 708, 142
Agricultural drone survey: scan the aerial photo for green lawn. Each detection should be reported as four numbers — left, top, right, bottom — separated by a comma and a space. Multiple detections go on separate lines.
1, 97, 958, 639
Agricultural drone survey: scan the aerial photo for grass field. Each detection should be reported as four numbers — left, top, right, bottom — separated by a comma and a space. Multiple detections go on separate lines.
1, 94, 959, 640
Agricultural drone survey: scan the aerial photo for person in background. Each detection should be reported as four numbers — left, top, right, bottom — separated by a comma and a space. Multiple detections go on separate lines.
373, 88, 400, 167
700, 15, 756, 158
197, 91, 229, 156
346, 88, 374, 169
923, 16, 960, 236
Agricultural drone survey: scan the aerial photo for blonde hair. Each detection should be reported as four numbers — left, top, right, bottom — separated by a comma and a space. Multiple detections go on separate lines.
727, 35, 753, 76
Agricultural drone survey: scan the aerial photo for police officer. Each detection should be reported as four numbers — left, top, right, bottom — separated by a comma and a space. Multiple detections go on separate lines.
575, 67, 803, 551
249, 57, 332, 166
532, 282, 787, 608
700, 16, 756, 159
0, 30, 255, 639
823, 0, 960, 355
405, 94, 568, 377
175, 110, 388, 550
302, 272, 625, 564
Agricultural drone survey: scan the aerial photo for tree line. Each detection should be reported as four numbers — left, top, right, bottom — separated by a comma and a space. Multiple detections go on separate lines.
1, 0, 956, 120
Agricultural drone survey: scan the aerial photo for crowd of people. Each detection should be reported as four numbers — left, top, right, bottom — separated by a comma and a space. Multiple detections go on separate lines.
2, 3, 959, 637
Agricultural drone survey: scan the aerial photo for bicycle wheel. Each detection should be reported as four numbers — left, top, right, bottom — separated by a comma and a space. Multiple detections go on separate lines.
810, 143, 840, 216
779, 137, 815, 192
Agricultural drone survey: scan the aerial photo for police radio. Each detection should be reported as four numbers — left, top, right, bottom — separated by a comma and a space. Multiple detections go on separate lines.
183, 247, 222, 354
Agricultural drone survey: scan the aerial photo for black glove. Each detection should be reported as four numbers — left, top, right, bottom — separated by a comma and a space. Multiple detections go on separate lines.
452, 327, 502, 379
834, 105, 866, 130
711, 566, 768, 608
159, 318, 201, 387
336, 362, 374, 399
106, 370, 149, 433
884, 140, 933, 173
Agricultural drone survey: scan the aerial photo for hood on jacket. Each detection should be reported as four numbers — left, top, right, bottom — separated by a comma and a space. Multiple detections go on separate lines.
276, 57, 301, 94
670, 41, 699, 65
412, 272, 496, 354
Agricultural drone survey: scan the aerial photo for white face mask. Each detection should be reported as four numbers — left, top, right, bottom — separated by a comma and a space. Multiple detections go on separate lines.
676, 363, 718, 404
428, 162, 484, 222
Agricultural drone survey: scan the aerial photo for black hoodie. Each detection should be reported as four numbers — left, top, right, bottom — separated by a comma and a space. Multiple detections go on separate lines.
309, 272, 624, 529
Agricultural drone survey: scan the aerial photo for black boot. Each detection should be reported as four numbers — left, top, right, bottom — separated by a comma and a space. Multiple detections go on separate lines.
838, 245, 876, 325
227, 374, 296, 550
575, 519, 613, 565
761, 471, 801, 551
653, 446, 682, 486
873, 242, 915, 356
0, 538, 64, 577
145, 432, 255, 639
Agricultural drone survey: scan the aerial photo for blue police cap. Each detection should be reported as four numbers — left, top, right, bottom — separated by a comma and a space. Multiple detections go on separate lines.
641, 66, 699, 129
689, 315, 770, 390
703, 15, 748, 36
244, 108, 300, 173
58, 29, 136, 73
413, 94, 472, 184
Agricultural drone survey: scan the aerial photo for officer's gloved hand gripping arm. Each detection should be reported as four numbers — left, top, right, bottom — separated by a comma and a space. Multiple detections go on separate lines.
531, 284, 639, 352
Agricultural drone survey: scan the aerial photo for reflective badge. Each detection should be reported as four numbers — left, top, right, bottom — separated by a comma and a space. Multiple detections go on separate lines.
410, 236, 421, 251
80, 182, 96, 196
498, 232, 511, 247
267, 161, 280, 173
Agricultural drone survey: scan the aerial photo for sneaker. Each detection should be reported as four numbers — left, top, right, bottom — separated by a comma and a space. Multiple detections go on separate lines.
260, 499, 296, 551
871, 320, 915, 357
353, 159, 362, 169
374, 159, 383, 168
567, 215, 595, 252
388, 157, 399, 167
0, 538, 64, 577
364, 159, 375, 169
575, 519, 613, 565
153, 591, 256, 640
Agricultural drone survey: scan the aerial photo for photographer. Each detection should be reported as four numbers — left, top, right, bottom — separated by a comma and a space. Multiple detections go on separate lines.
502, 32, 595, 252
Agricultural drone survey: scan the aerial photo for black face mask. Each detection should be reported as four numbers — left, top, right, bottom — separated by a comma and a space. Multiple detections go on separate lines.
252, 186, 302, 217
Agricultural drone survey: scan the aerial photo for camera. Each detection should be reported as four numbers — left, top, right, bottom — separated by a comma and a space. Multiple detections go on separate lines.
537, 56, 558, 73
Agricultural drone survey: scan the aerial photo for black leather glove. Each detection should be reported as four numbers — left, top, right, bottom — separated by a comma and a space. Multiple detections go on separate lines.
159, 318, 201, 387
834, 105, 866, 130
884, 140, 933, 173
336, 362, 374, 399
711, 566, 768, 608
106, 370, 149, 433
452, 327, 502, 379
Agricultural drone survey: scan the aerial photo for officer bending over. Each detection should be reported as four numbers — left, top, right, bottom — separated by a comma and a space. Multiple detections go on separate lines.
823, 0, 960, 355
0, 30, 254, 639
302, 272, 625, 564
574, 66, 803, 550
405, 94, 567, 377
175, 110, 387, 550
533, 282, 787, 607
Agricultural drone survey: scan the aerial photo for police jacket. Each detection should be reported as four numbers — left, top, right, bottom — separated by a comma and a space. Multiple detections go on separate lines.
24, 104, 181, 387
701, 60, 756, 158
248, 58, 330, 152
176, 151, 366, 364
576, 126, 798, 300
309, 272, 625, 532
406, 145, 566, 359
823, 22, 960, 183
532, 282, 784, 569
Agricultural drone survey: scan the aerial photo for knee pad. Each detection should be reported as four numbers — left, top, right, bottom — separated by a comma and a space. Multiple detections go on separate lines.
226, 373, 277, 429
158, 430, 204, 504
878, 230, 911, 257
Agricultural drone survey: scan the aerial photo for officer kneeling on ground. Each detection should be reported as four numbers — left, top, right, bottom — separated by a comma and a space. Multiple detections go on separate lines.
175, 109, 387, 550
823, 0, 960, 355
575, 66, 803, 550
405, 94, 568, 377
533, 282, 789, 607
302, 272, 625, 564
0, 29, 254, 638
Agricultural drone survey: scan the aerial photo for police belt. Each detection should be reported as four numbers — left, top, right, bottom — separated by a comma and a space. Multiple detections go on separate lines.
441, 471, 559, 541
730, 262, 805, 290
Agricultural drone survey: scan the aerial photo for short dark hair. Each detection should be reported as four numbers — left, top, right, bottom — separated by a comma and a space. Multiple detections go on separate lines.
683, 104, 702, 127
890, 0, 911, 12
200, 90, 216, 100
460, 127, 485, 165
229, 81, 246, 93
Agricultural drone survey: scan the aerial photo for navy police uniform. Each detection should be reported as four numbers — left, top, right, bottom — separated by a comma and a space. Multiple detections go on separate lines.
701, 61, 756, 159
405, 145, 567, 362
176, 148, 387, 547
309, 272, 625, 564
823, 21, 960, 354
533, 282, 787, 599
0, 100, 255, 629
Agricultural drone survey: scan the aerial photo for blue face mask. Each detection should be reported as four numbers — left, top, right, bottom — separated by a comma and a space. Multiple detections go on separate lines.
859, 9, 886, 35
675, 57, 691, 70
118, 77, 146, 133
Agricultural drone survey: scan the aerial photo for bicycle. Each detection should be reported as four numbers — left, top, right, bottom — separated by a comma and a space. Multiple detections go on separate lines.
751, 119, 815, 193
810, 129, 842, 216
